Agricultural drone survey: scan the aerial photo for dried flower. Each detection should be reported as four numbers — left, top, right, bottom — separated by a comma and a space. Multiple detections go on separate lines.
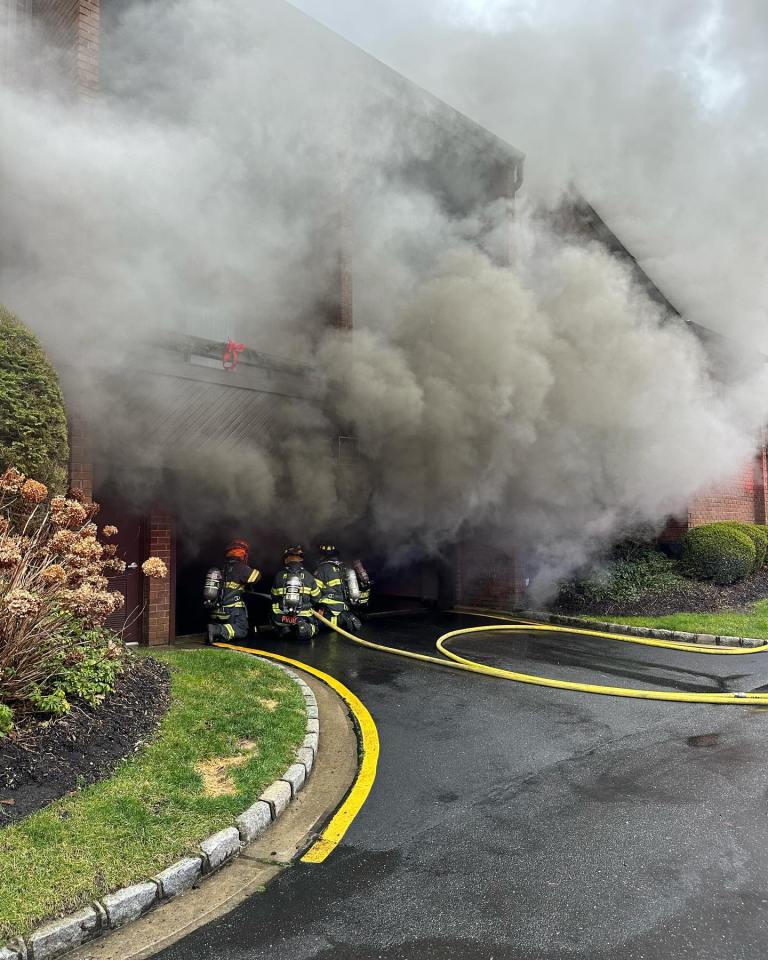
49, 530, 78, 554
40, 564, 67, 586
4, 589, 42, 618
50, 497, 87, 529
106, 639, 125, 659
102, 544, 118, 558
0, 468, 26, 494
61, 586, 123, 623
142, 557, 168, 579
102, 525, 118, 538
0, 517, 8, 537
68, 538, 103, 562
0, 539, 22, 570
102, 558, 127, 575
20, 479, 48, 504
84, 575, 110, 592
80, 523, 98, 540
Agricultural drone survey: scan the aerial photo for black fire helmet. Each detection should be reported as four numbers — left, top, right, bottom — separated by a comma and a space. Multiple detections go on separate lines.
283, 544, 305, 564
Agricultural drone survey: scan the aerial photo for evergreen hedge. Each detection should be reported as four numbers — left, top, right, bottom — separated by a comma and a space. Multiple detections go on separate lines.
682, 522, 756, 584
0, 306, 69, 495
724, 522, 768, 571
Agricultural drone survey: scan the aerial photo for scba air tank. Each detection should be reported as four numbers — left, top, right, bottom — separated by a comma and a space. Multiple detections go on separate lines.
345, 566, 360, 603
352, 560, 370, 589
203, 567, 223, 608
284, 573, 302, 613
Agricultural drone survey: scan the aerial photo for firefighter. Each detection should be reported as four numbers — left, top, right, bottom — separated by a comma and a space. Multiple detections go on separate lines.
206, 539, 261, 645
271, 545, 321, 640
314, 543, 362, 632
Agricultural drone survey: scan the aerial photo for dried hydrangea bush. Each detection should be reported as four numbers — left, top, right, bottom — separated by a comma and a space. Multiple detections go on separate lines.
0, 468, 167, 736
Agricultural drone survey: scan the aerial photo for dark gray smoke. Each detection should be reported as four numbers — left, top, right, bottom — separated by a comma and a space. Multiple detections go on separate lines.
1, 0, 766, 587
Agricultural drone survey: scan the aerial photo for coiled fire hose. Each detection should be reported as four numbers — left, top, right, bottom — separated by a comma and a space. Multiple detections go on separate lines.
311, 610, 768, 705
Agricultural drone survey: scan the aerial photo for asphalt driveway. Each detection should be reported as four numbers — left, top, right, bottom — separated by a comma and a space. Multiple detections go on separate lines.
154, 613, 768, 960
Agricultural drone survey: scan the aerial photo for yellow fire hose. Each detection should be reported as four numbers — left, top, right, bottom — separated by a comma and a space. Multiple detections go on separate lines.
312, 611, 768, 705
453, 607, 768, 655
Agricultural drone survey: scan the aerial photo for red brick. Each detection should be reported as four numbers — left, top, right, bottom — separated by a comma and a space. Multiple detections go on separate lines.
142, 509, 175, 646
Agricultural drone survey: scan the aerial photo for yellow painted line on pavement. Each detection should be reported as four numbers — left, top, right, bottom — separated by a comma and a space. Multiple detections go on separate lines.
214, 642, 379, 864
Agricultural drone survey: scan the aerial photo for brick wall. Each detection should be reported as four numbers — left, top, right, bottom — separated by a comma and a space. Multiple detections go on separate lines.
35, 0, 99, 96
67, 415, 94, 499
688, 453, 767, 528
144, 510, 175, 646
657, 516, 687, 544
455, 538, 523, 611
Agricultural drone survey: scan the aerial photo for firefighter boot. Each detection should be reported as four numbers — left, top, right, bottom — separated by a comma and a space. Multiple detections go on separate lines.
295, 619, 315, 641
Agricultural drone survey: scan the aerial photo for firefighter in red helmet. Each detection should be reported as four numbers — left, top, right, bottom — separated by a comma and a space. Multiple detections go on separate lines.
206, 539, 261, 645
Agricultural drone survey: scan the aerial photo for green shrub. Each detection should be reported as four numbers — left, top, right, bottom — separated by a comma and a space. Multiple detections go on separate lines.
0, 307, 69, 495
0, 703, 13, 739
24, 620, 125, 720
682, 523, 756, 584
556, 548, 682, 609
51, 621, 125, 709
724, 522, 768, 571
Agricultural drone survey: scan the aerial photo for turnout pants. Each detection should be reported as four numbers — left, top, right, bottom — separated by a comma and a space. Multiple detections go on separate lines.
319, 597, 361, 633
271, 611, 319, 640
208, 605, 249, 644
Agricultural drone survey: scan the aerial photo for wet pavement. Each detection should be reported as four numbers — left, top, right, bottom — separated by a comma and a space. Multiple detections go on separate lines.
155, 613, 768, 960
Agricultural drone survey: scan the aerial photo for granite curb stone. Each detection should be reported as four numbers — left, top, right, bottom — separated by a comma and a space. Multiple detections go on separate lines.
296, 746, 315, 774
101, 883, 159, 929
522, 610, 764, 648
260, 780, 292, 819
281, 763, 307, 797
27, 908, 100, 960
154, 857, 203, 900
236, 801, 273, 843
4, 653, 320, 960
200, 827, 242, 873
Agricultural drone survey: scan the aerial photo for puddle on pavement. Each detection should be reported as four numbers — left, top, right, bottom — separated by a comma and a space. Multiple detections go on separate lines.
686, 733, 721, 748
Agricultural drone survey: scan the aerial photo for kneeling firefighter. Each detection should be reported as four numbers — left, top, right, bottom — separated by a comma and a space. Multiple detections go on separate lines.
271, 545, 321, 640
314, 543, 362, 632
203, 539, 261, 645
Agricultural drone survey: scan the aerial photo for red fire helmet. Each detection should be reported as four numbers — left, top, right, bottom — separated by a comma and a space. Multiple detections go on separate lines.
225, 538, 250, 561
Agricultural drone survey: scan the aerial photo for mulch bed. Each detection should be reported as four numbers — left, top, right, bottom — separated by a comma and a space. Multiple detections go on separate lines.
0, 656, 170, 825
552, 569, 768, 618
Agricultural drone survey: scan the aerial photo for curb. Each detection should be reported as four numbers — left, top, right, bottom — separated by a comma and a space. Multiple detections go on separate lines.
1, 655, 319, 960
520, 610, 766, 649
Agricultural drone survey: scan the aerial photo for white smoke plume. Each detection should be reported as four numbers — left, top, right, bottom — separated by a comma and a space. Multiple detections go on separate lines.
0, 0, 766, 589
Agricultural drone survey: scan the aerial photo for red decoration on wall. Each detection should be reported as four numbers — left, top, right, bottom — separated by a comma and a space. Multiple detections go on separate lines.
223, 338, 246, 371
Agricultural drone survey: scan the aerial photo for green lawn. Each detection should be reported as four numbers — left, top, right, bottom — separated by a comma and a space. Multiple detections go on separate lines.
0, 648, 306, 940
594, 599, 768, 640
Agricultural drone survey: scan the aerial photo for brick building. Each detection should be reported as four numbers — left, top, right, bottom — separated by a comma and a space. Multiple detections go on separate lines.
2, 0, 762, 638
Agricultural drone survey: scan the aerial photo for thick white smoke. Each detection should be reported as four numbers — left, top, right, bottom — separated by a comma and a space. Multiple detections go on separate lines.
358, 0, 768, 346
0, 0, 766, 588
